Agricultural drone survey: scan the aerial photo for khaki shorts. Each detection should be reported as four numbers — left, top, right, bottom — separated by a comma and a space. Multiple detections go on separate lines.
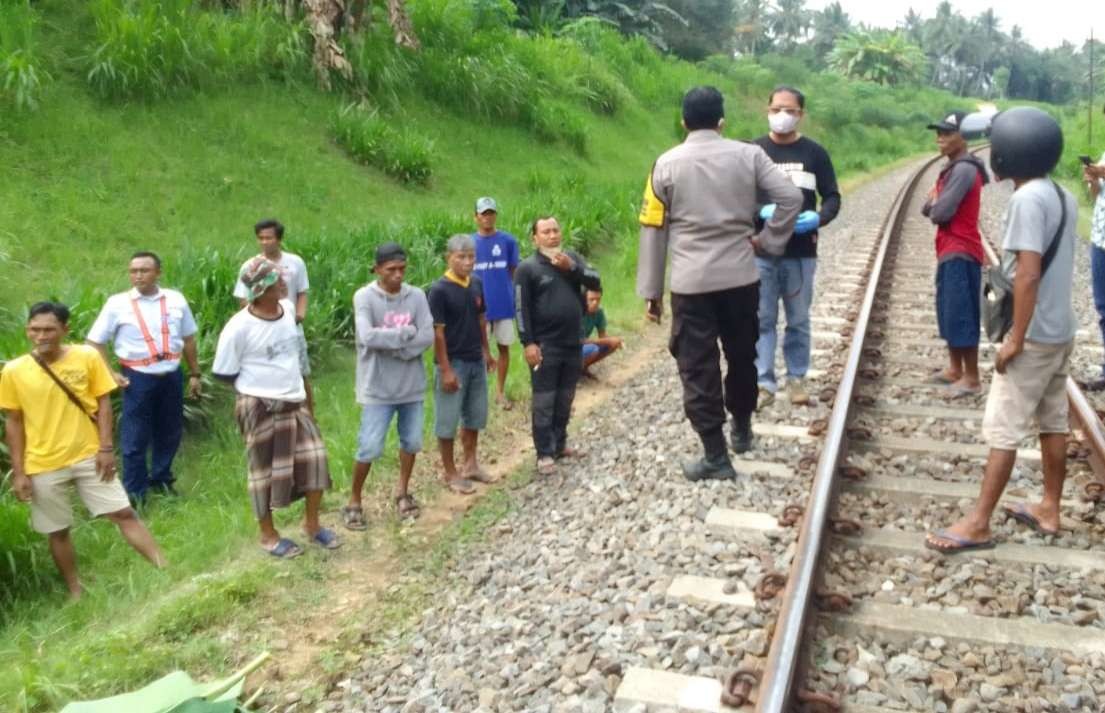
982, 340, 1073, 450
29, 458, 131, 534
488, 319, 516, 347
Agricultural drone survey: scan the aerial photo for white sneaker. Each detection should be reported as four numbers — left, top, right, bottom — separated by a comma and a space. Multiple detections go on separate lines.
787, 378, 810, 405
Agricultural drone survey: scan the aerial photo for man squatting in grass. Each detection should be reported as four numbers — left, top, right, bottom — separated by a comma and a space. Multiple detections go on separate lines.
429, 235, 498, 495
921, 111, 990, 398
86, 251, 202, 506
515, 216, 602, 476
580, 289, 622, 379
343, 243, 434, 527
753, 85, 841, 408
0, 302, 165, 598
234, 219, 315, 412
637, 86, 801, 481
213, 259, 340, 558
471, 196, 520, 410
926, 108, 1077, 553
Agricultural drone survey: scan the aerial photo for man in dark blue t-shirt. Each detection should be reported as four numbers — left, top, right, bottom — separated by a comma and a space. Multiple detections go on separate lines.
429, 235, 496, 495
472, 196, 520, 410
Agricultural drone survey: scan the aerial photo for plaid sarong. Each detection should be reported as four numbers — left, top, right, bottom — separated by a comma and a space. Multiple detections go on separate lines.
234, 395, 331, 520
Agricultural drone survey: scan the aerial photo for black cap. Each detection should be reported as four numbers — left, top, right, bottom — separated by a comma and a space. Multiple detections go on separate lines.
375, 242, 407, 265
927, 111, 968, 132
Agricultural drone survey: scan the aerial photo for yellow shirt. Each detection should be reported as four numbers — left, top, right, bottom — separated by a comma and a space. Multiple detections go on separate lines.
0, 345, 116, 475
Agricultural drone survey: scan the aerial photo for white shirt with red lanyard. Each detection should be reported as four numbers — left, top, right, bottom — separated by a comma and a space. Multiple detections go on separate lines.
87, 288, 198, 375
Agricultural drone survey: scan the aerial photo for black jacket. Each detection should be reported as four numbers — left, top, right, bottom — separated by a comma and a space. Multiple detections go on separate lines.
514, 250, 601, 351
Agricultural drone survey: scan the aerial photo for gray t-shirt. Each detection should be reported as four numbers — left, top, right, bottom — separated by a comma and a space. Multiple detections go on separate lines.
999, 178, 1078, 344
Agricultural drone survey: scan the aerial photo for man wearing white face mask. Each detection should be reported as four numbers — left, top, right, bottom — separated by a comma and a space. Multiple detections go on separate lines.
754, 86, 841, 408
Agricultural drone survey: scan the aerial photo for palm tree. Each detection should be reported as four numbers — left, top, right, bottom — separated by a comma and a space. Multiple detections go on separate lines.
768, 0, 810, 50
811, 1, 849, 63
828, 29, 926, 85
733, 0, 771, 56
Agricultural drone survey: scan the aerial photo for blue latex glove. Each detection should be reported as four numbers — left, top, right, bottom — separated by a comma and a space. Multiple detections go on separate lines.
759, 203, 776, 221
794, 210, 821, 235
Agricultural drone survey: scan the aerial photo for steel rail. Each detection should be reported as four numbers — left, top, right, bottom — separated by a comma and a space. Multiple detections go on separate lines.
754, 153, 945, 712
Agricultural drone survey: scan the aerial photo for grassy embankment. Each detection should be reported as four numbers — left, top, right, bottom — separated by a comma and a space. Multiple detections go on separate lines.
0, 0, 976, 708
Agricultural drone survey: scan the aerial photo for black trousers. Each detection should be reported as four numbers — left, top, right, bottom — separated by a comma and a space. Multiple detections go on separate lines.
529, 347, 582, 459
669, 282, 760, 439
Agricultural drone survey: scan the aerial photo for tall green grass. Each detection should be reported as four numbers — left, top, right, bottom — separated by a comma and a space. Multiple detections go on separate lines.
0, 0, 47, 110
330, 104, 434, 185
86, 0, 309, 99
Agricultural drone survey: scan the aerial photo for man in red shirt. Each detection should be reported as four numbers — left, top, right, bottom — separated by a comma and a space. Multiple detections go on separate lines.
922, 111, 990, 397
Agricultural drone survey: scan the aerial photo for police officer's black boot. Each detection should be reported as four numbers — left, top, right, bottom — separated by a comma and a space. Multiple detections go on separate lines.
730, 412, 753, 454
683, 429, 737, 481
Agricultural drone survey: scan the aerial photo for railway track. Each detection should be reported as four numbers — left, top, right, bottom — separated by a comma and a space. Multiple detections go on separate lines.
612, 151, 1105, 712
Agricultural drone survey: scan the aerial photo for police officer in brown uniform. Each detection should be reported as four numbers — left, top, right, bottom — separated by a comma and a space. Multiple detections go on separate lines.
637, 86, 802, 481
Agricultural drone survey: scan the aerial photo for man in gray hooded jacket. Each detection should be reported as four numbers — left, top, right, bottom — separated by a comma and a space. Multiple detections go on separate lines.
343, 243, 434, 527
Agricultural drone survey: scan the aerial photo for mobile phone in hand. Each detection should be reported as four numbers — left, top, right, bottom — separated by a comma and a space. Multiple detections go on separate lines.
1081, 155, 1094, 166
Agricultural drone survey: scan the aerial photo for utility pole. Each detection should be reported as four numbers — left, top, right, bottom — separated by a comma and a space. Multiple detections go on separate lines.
1091, 28, 1095, 148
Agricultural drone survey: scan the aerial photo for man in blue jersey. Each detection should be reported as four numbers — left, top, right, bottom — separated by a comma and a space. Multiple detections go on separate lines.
472, 197, 521, 410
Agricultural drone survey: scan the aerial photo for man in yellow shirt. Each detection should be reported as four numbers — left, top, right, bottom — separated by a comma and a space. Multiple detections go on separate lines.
0, 302, 164, 599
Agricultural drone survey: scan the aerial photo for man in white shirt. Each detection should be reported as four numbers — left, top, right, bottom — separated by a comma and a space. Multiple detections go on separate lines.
232, 218, 314, 411
214, 258, 338, 558
87, 252, 201, 504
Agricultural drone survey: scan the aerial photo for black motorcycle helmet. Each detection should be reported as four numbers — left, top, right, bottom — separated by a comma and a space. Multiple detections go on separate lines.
989, 107, 1063, 179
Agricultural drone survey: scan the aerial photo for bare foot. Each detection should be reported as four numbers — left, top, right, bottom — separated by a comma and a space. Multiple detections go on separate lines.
496, 394, 513, 411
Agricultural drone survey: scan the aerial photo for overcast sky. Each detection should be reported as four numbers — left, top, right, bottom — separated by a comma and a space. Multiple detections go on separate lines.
807, 0, 1095, 51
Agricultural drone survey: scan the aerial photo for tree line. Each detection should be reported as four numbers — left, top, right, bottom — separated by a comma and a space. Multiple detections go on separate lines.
506, 0, 1101, 104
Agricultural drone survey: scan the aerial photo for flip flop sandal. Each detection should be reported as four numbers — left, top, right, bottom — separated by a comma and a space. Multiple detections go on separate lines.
309, 527, 342, 549
396, 494, 421, 519
445, 477, 477, 495
341, 505, 367, 531
465, 467, 496, 484
556, 447, 587, 460
925, 371, 956, 385
496, 395, 514, 411
923, 529, 995, 554
264, 537, 303, 559
1003, 503, 1059, 536
946, 385, 982, 400
536, 458, 557, 476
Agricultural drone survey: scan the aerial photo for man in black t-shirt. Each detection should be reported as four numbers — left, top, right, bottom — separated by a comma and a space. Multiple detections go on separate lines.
754, 85, 841, 408
429, 235, 497, 495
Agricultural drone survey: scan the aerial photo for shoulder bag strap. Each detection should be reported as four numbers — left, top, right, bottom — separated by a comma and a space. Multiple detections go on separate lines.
1040, 180, 1068, 276
30, 352, 98, 425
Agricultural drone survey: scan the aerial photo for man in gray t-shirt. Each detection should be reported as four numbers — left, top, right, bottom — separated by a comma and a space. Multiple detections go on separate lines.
927, 170, 1078, 554
998, 178, 1078, 344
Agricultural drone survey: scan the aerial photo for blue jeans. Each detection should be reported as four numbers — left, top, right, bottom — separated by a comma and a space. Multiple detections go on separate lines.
1092, 244, 1105, 376
755, 256, 817, 392
433, 359, 489, 438
355, 401, 424, 463
120, 367, 184, 498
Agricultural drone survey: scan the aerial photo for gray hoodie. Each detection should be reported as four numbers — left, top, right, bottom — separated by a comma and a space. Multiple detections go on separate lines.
353, 282, 434, 406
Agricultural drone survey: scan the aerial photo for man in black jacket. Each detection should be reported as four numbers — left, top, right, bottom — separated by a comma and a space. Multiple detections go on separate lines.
515, 215, 601, 476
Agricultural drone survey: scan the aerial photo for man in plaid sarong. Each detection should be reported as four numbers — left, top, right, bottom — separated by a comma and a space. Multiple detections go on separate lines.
213, 258, 339, 558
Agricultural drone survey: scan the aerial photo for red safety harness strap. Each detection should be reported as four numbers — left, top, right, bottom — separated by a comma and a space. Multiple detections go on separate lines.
118, 295, 181, 368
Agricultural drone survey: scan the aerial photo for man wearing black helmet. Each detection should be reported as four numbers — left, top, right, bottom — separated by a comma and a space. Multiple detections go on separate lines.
927, 107, 1078, 553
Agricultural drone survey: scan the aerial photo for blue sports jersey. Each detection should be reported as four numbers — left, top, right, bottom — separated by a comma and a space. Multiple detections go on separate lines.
473, 230, 520, 321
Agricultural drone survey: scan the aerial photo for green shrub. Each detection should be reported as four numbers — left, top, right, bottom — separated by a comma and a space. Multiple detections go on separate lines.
330, 105, 434, 185
0, 0, 47, 110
